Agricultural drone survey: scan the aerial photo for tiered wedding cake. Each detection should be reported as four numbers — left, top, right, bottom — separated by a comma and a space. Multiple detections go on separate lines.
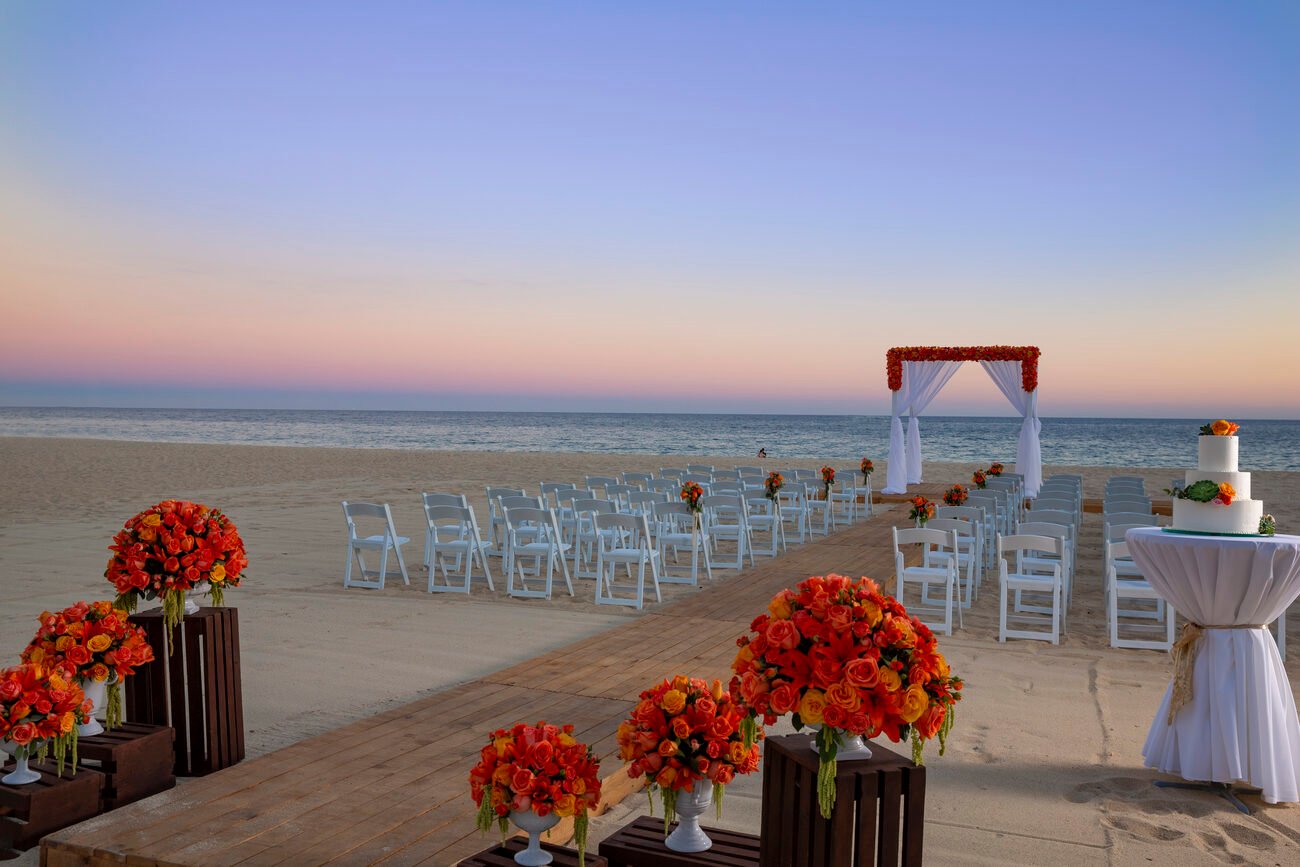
1170, 421, 1264, 535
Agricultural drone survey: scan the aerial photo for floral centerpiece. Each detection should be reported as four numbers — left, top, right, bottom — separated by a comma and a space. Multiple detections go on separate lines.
1, 664, 90, 784
764, 472, 784, 500
1166, 480, 1236, 506
942, 485, 968, 507
971, 469, 987, 489
1200, 419, 1240, 436
21, 601, 154, 735
908, 496, 936, 526
470, 721, 601, 866
106, 500, 248, 636
618, 676, 762, 851
860, 458, 874, 479
820, 466, 836, 499
680, 482, 705, 514
987, 462, 1004, 476
730, 575, 962, 818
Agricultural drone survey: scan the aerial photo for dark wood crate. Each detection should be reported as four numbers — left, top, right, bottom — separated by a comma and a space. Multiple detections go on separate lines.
77, 723, 176, 810
459, 836, 607, 866
759, 734, 925, 867
0, 762, 103, 855
126, 606, 245, 776
600, 815, 760, 867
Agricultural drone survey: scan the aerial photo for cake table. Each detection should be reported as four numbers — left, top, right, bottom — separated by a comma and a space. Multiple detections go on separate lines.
1126, 526, 1300, 808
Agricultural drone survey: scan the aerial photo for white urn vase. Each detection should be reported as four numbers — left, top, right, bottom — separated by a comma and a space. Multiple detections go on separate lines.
811, 725, 874, 761
184, 581, 211, 615
1, 739, 43, 785
509, 810, 560, 866
665, 781, 714, 853
77, 677, 109, 737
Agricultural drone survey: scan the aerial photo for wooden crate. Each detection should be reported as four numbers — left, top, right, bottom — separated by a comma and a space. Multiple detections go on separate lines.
126, 606, 245, 776
599, 815, 760, 867
759, 734, 925, 867
77, 723, 176, 810
458, 836, 608, 866
0, 762, 103, 855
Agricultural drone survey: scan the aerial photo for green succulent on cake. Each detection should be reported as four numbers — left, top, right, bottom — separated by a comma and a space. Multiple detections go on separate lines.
1259, 514, 1277, 536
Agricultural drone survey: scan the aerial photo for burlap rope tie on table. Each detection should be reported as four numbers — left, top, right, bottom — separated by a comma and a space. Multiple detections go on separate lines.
1168, 621, 1269, 724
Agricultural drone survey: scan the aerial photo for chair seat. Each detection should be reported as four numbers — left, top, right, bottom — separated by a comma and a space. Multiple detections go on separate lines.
602, 549, 661, 563
900, 566, 952, 583
357, 534, 410, 547
1005, 571, 1060, 589
515, 541, 572, 555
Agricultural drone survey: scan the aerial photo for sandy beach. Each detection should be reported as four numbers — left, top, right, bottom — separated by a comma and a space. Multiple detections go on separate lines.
3, 436, 1299, 865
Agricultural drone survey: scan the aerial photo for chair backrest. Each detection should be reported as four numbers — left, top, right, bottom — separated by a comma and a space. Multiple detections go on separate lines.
1105, 522, 1152, 543
744, 493, 777, 515
682, 473, 712, 486
574, 497, 615, 514
423, 492, 468, 512
893, 526, 958, 552
1104, 498, 1151, 514
595, 511, 650, 536
1109, 475, 1145, 485
660, 468, 686, 480
627, 491, 665, 514
623, 472, 654, 486
1104, 512, 1159, 530
1033, 498, 1077, 514
504, 506, 555, 536
711, 483, 742, 495
1027, 509, 1074, 529
648, 479, 679, 495
998, 533, 1061, 559
791, 469, 816, 479
926, 517, 974, 537
486, 488, 525, 517
702, 493, 745, 516
425, 504, 474, 528
735, 466, 762, 475
686, 464, 715, 474
343, 500, 389, 522
539, 482, 576, 508
557, 488, 595, 507
499, 495, 544, 512
585, 476, 619, 492
1016, 522, 1069, 546
712, 469, 740, 481
606, 483, 637, 500
935, 506, 983, 524
654, 500, 693, 520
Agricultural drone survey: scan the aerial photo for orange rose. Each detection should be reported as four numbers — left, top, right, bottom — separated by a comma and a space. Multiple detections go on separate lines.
879, 668, 902, 693
826, 680, 862, 713
1211, 419, 1234, 436
767, 593, 793, 620
799, 689, 827, 725
843, 658, 880, 689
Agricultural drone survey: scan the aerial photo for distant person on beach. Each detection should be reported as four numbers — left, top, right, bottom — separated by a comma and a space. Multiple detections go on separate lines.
757, 448, 767, 459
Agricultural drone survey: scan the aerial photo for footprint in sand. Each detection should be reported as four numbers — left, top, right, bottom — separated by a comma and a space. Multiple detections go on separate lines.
1102, 814, 1186, 842
1066, 776, 1148, 803
1221, 822, 1276, 851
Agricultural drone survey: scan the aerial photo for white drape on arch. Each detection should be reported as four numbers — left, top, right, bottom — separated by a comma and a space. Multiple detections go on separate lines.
882, 358, 1043, 497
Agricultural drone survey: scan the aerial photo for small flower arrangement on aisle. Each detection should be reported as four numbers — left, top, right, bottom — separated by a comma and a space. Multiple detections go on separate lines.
1199, 419, 1240, 436
680, 481, 705, 513
860, 458, 874, 479
105, 500, 248, 636
21, 601, 155, 733
618, 676, 762, 850
971, 469, 988, 489
909, 496, 936, 526
730, 575, 962, 819
0, 664, 90, 784
469, 721, 602, 866
764, 472, 784, 500
987, 462, 1004, 476
820, 466, 836, 499
942, 485, 968, 507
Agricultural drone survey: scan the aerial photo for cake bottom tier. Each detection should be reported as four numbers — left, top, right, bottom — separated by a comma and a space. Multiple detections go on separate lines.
1172, 498, 1264, 535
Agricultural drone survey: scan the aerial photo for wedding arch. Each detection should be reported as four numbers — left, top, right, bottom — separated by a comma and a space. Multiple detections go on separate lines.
881, 345, 1043, 497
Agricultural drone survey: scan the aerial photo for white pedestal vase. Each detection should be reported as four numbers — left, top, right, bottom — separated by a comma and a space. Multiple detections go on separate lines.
664, 781, 714, 853
184, 581, 211, 615
77, 677, 108, 737
509, 810, 560, 866
810, 726, 874, 761
1, 739, 43, 785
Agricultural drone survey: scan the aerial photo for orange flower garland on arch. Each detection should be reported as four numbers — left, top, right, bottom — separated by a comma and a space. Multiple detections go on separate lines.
886, 346, 1040, 393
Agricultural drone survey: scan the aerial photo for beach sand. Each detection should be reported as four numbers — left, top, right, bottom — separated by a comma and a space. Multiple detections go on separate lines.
2, 437, 1298, 865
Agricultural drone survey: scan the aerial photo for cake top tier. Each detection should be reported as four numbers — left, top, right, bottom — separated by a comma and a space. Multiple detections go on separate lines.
1198, 435, 1239, 473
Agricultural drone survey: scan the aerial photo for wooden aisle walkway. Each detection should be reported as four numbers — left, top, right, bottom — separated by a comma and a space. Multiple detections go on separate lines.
43, 510, 905, 867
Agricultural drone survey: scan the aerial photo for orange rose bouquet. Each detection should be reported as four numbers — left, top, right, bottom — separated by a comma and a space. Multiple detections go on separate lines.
680, 482, 705, 514
860, 457, 874, 478
618, 676, 761, 833
971, 469, 987, 489
764, 472, 784, 500
106, 500, 248, 635
987, 462, 1004, 476
1, 664, 90, 781
908, 496, 936, 526
469, 721, 601, 865
1200, 419, 1241, 436
730, 575, 962, 818
942, 485, 968, 507
820, 466, 836, 499
22, 601, 154, 732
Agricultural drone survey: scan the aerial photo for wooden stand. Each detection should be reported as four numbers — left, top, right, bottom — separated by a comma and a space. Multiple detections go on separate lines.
126, 606, 245, 776
0, 763, 103, 856
759, 734, 925, 867
599, 815, 760, 866
77, 723, 176, 810
458, 837, 608, 867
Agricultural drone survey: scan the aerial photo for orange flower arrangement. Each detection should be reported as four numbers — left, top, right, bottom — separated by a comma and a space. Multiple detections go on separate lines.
909, 496, 936, 525
21, 601, 154, 731
730, 575, 962, 817
105, 500, 248, 634
1200, 419, 1241, 436
680, 482, 705, 513
618, 675, 762, 832
764, 472, 784, 500
942, 485, 968, 507
971, 469, 988, 489
987, 462, 1004, 476
860, 458, 874, 477
469, 721, 601, 865
887, 346, 1040, 392
0, 664, 90, 776
821, 466, 836, 498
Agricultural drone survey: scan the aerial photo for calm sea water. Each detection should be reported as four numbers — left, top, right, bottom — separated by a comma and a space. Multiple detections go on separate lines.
0, 408, 1297, 470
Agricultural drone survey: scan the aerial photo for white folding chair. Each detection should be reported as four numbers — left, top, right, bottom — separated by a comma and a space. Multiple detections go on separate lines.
778, 485, 809, 544
623, 472, 654, 488
830, 471, 859, 524
342, 501, 410, 590
1107, 540, 1175, 650
648, 478, 680, 498
659, 468, 686, 480
584, 476, 619, 496
594, 512, 662, 609
893, 527, 961, 635
484, 486, 525, 556
925, 517, 979, 606
703, 493, 753, 570
655, 501, 712, 585
804, 479, 836, 537
686, 464, 715, 476
421, 492, 469, 571
504, 506, 573, 599
998, 534, 1064, 644
744, 493, 786, 557
1015, 521, 1074, 612
424, 505, 493, 593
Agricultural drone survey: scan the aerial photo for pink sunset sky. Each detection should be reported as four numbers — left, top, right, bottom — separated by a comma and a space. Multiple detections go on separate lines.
2, 3, 1298, 417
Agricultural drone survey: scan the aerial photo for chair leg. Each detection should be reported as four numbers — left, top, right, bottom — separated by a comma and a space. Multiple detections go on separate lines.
999, 577, 1008, 642
558, 545, 574, 596
344, 545, 354, 588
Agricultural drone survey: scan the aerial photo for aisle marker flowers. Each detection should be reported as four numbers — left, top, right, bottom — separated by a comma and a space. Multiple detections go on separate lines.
0, 664, 90, 776
942, 485, 968, 507
820, 466, 836, 499
106, 500, 248, 639
21, 601, 154, 730
469, 721, 601, 866
909, 496, 936, 526
987, 462, 1004, 476
730, 575, 962, 818
860, 458, 874, 478
617, 675, 762, 833
971, 470, 987, 489
764, 472, 784, 500
680, 482, 705, 514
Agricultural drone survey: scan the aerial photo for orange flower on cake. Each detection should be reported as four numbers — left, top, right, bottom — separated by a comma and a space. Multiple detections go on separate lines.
1200, 419, 1241, 436
1214, 483, 1236, 506
730, 575, 962, 818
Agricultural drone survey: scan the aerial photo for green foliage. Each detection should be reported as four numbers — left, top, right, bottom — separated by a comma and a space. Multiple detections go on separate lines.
1181, 480, 1220, 503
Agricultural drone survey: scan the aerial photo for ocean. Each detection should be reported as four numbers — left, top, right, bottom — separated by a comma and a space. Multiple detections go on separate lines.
1, 407, 1298, 471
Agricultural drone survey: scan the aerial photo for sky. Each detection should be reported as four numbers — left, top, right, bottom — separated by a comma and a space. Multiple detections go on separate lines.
1, 1, 1298, 417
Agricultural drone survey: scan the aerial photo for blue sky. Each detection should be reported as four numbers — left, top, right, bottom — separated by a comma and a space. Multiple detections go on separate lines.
2, 1, 1297, 416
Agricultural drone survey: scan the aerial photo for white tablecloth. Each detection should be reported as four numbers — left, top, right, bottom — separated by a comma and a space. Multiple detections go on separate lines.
1126, 527, 1300, 803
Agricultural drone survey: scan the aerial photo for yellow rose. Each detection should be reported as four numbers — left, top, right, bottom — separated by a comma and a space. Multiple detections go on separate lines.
555, 794, 577, 818
55, 635, 74, 652
733, 645, 754, 669
210, 563, 226, 583
61, 712, 76, 733
142, 513, 162, 527
799, 689, 827, 725
768, 593, 793, 620
672, 675, 690, 692
936, 654, 950, 679
558, 732, 576, 747
899, 684, 929, 724
87, 634, 112, 653
711, 679, 724, 702
879, 668, 902, 693
90, 663, 110, 682
571, 778, 587, 796
661, 689, 687, 715
27, 647, 45, 664
859, 598, 883, 627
